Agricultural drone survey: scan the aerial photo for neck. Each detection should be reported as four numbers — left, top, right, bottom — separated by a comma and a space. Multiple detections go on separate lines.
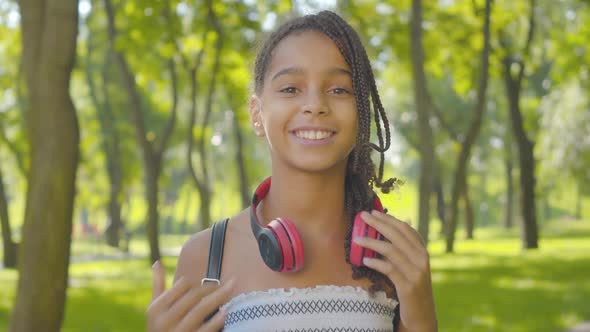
259, 166, 349, 237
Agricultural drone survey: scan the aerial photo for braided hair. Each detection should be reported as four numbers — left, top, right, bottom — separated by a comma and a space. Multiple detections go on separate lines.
253, 10, 402, 297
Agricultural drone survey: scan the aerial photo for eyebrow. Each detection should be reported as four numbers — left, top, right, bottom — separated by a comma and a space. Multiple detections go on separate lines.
270, 66, 352, 82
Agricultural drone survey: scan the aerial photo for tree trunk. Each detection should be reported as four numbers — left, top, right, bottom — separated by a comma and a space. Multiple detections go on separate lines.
433, 163, 446, 237
85, 40, 124, 248
101, 52, 124, 247
197, 185, 212, 229
0, 165, 18, 268
503, 68, 539, 248
10, 0, 79, 330
198, 1, 222, 229
479, 168, 488, 226
146, 158, 162, 263
500, 0, 539, 249
446, 0, 492, 253
519, 137, 539, 247
187, 0, 222, 229
232, 111, 250, 208
504, 156, 514, 229
410, 0, 436, 244
464, 183, 475, 239
180, 190, 191, 233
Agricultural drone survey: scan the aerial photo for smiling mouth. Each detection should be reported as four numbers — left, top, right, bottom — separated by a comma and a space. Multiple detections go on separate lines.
292, 130, 335, 140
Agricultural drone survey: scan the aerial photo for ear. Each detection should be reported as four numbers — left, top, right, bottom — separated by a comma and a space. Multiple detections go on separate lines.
249, 95, 265, 137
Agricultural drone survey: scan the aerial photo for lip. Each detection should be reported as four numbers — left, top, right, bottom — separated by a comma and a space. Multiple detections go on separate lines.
289, 126, 337, 146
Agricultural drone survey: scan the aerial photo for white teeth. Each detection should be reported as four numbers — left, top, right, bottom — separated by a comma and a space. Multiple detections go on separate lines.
294, 130, 333, 140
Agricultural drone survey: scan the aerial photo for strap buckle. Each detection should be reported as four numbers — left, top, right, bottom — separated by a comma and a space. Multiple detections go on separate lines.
201, 278, 220, 286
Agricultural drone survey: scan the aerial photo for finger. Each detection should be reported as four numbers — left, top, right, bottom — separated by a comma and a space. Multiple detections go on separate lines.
362, 256, 406, 284
353, 236, 415, 278
197, 308, 227, 332
176, 279, 236, 331
360, 211, 418, 253
165, 283, 221, 325
371, 210, 425, 249
151, 260, 166, 302
147, 276, 191, 314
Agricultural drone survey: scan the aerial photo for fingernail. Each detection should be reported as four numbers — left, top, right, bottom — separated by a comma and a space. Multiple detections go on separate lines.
353, 237, 364, 244
361, 211, 371, 220
363, 257, 374, 265
371, 209, 382, 216
152, 260, 161, 269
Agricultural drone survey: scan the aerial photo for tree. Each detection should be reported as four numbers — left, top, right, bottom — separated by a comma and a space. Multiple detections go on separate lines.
410, 0, 436, 244
0, 112, 22, 268
500, 0, 539, 249
186, 0, 222, 230
104, 0, 178, 263
0, 161, 17, 268
445, 0, 492, 252
85, 28, 126, 248
10, 0, 80, 330
538, 83, 590, 219
0, 4, 27, 270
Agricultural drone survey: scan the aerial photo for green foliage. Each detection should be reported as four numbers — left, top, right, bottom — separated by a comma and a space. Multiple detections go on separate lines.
538, 82, 590, 193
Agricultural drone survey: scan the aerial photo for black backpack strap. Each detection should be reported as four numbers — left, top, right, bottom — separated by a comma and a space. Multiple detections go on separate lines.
393, 304, 401, 331
201, 218, 229, 286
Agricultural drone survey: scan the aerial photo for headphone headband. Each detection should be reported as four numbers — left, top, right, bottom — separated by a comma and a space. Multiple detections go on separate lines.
250, 176, 385, 272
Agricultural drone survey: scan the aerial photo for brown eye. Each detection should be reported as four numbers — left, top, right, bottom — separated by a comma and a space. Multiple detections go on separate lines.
279, 87, 298, 94
330, 87, 351, 95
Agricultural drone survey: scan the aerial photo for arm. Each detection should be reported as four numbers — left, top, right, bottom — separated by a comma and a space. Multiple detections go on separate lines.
353, 211, 438, 332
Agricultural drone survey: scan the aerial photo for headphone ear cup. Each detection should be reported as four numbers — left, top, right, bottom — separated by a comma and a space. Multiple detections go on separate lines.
350, 212, 380, 266
256, 227, 284, 271
267, 218, 304, 272
278, 218, 304, 272
350, 213, 366, 266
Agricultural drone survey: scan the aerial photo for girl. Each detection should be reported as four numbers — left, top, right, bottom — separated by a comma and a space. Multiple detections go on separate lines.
147, 10, 437, 332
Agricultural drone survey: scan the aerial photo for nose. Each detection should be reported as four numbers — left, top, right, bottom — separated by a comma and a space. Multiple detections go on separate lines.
301, 91, 329, 116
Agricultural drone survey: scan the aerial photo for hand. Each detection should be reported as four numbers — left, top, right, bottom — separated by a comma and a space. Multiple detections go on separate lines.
353, 210, 438, 332
147, 260, 235, 332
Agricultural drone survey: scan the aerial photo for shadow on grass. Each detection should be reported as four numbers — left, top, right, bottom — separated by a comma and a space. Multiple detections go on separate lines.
434, 255, 590, 332
63, 286, 148, 332
0, 307, 10, 327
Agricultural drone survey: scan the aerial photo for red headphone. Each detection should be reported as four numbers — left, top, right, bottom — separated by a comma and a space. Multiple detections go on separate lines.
250, 177, 384, 272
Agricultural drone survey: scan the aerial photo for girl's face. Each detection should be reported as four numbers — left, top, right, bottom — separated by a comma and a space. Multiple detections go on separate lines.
250, 30, 358, 174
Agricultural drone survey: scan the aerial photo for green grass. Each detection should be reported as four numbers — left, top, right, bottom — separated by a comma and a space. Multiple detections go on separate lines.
1, 221, 589, 331
428, 221, 590, 331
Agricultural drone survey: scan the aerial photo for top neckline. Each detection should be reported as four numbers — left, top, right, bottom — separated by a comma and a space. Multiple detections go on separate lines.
221, 284, 398, 310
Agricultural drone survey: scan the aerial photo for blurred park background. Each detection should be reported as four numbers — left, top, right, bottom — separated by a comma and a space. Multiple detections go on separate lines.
1, 0, 589, 331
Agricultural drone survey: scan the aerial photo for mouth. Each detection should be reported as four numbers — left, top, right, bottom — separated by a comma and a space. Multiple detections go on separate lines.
291, 129, 336, 141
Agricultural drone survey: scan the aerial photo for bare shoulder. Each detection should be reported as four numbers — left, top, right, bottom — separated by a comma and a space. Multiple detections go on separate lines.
173, 227, 213, 283
173, 212, 248, 284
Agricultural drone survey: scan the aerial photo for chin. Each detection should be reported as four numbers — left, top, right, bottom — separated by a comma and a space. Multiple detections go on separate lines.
287, 155, 349, 174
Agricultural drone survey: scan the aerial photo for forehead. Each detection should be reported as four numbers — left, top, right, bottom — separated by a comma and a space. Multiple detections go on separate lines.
266, 30, 351, 80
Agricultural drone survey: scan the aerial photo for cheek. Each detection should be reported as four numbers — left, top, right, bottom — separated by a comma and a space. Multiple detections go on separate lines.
338, 103, 358, 130
261, 111, 287, 142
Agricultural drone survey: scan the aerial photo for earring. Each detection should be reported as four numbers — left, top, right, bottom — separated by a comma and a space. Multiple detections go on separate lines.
254, 122, 261, 127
